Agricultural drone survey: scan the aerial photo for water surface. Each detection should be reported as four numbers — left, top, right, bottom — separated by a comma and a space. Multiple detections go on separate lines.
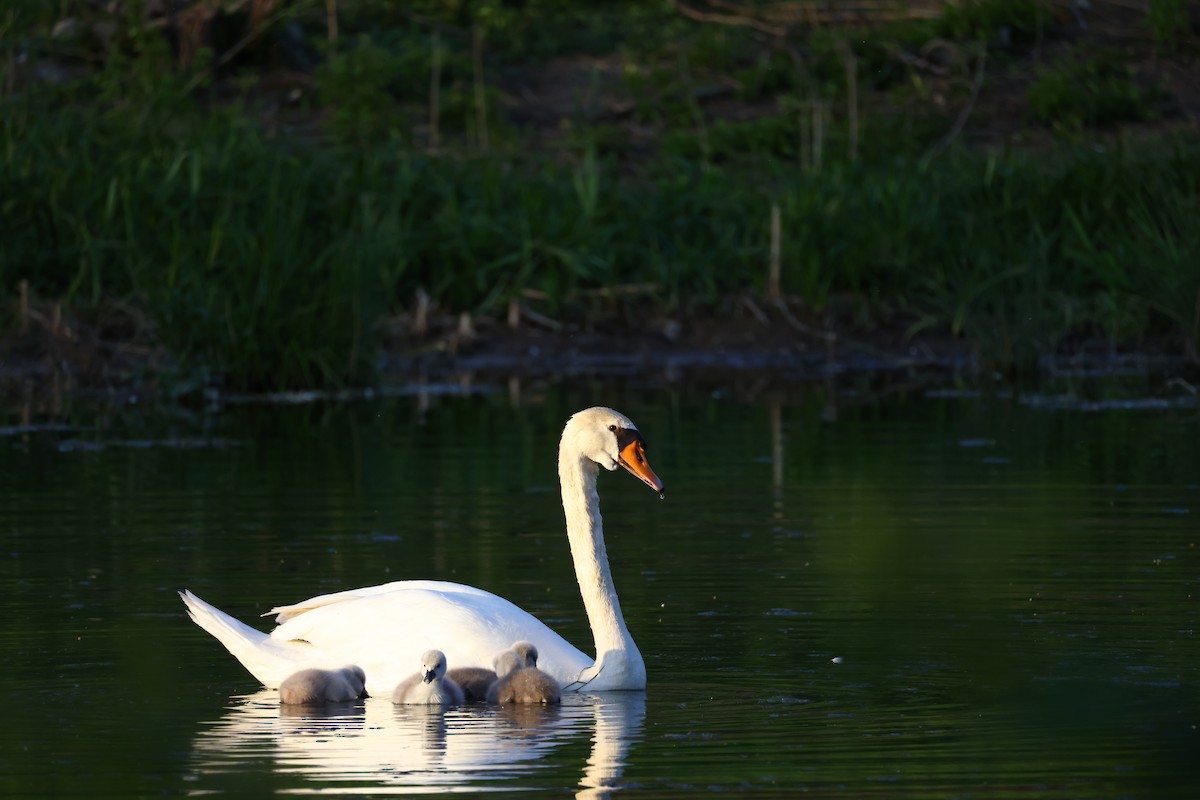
2, 384, 1197, 797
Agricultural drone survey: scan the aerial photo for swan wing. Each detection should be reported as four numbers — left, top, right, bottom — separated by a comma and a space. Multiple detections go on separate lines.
180, 590, 334, 688
265, 580, 496, 623
266, 582, 592, 695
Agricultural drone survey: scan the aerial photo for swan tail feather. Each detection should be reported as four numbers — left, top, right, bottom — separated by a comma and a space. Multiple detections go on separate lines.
179, 589, 317, 688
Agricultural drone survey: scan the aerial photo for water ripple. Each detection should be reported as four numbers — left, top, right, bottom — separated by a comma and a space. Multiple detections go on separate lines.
187, 692, 645, 797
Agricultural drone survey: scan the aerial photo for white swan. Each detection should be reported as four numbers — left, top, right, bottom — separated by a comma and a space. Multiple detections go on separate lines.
179, 406, 663, 695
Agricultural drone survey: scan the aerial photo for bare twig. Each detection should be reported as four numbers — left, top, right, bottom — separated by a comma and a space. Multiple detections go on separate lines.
519, 304, 564, 331
768, 203, 782, 302
837, 39, 859, 161
429, 28, 441, 153
412, 288, 430, 337
671, 0, 789, 36
812, 96, 824, 172
923, 42, 987, 164
570, 282, 661, 299
325, 0, 338, 43
1193, 287, 1200, 358
178, 0, 220, 69
1167, 377, 1197, 396
457, 312, 475, 339
772, 298, 834, 344
18, 279, 29, 333
182, 1, 290, 93
251, 0, 281, 33
696, 0, 943, 27
472, 24, 489, 152
886, 43, 951, 77
741, 295, 770, 326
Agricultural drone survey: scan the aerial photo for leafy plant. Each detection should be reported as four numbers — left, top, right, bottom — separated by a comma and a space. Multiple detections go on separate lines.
939, 0, 1051, 46
1146, 0, 1194, 51
1028, 55, 1156, 133
315, 36, 405, 147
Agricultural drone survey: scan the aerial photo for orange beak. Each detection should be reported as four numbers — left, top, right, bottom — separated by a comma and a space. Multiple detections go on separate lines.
618, 438, 665, 498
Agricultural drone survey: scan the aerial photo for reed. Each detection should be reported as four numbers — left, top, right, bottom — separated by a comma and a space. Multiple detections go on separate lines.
2, 94, 1197, 390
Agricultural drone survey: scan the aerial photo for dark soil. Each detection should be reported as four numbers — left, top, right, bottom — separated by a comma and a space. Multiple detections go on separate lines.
7, 291, 1195, 416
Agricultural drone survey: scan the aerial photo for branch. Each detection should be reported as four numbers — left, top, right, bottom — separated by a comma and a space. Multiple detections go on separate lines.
671, 0, 789, 36
923, 42, 987, 164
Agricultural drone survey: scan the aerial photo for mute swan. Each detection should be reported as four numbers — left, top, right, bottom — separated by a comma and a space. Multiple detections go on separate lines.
179, 406, 663, 695
487, 647, 562, 705
279, 665, 367, 704
392, 649, 465, 705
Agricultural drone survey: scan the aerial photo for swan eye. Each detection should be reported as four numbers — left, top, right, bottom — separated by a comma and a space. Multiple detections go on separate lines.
608, 425, 617, 432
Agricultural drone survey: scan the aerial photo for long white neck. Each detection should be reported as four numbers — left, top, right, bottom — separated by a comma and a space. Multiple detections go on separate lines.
559, 446, 644, 688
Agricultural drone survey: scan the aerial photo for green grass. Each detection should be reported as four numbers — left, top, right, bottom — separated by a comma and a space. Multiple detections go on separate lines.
3, 91, 1198, 390
2, 1, 1198, 391
1028, 52, 1159, 133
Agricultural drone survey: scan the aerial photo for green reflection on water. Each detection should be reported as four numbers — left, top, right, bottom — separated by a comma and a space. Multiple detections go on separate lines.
1, 386, 1197, 797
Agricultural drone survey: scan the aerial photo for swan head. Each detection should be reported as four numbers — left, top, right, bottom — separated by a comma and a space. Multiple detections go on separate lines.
564, 407, 665, 497
420, 649, 448, 684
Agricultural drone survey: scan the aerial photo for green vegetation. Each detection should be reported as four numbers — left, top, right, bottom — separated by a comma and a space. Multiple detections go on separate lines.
1028, 52, 1158, 133
1146, 0, 1194, 50
1, 1, 1197, 391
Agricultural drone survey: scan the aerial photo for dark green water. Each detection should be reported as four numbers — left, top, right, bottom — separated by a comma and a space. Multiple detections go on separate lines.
2, 384, 1198, 797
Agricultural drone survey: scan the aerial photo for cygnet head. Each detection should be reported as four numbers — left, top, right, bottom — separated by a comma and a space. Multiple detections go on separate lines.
347, 665, 367, 688
511, 640, 539, 668
420, 649, 448, 684
493, 649, 523, 679
563, 407, 664, 497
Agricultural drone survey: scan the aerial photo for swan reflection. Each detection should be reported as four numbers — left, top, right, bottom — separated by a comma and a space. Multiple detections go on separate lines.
188, 691, 645, 797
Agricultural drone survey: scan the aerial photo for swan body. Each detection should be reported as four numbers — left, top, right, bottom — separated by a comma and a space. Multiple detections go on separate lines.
392, 649, 465, 705
278, 665, 366, 704
180, 407, 664, 696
